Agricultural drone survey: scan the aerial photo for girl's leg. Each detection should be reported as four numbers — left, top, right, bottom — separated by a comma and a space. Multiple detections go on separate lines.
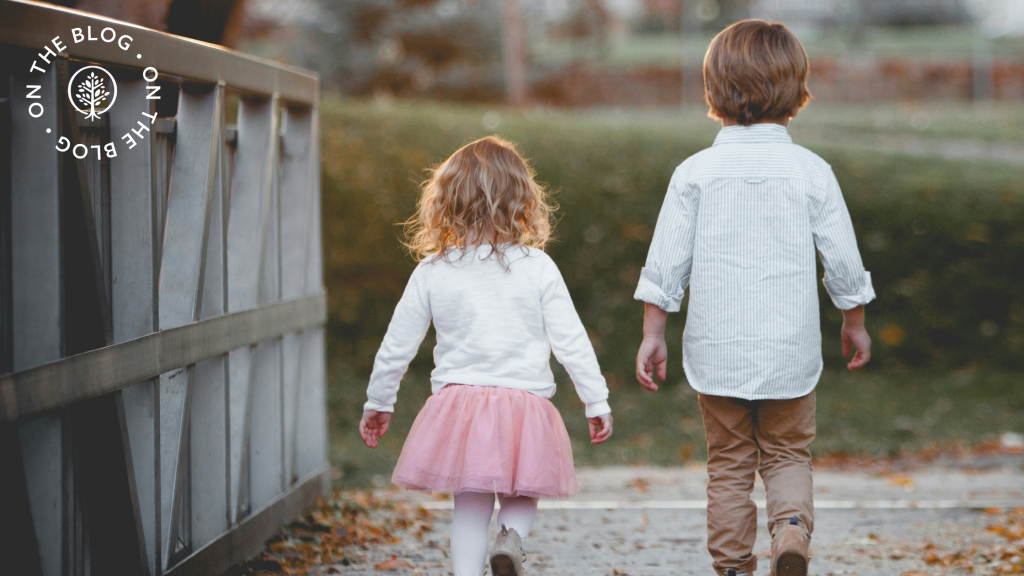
451, 491, 495, 576
496, 495, 538, 539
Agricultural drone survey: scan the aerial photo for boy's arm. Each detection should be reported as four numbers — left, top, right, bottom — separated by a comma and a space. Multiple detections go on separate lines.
811, 171, 876, 311
636, 303, 669, 390
633, 168, 695, 389
634, 169, 697, 313
812, 171, 875, 368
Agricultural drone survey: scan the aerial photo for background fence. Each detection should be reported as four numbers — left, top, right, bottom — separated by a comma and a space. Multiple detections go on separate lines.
0, 1, 329, 575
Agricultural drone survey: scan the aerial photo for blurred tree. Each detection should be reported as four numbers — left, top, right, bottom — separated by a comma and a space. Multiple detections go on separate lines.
864, 0, 969, 26
165, 0, 249, 46
303, 0, 505, 100
43, 0, 247, 46
632, 0, 754, 35
502, 0, 528, 105
634, 0, 684, 34
695, 0, 755, 29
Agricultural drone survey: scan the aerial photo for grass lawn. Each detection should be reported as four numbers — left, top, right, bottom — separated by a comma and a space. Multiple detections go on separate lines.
532, 26, 1024, 69
331, 362, 1024, 487
791, 102, 1024, 146
518, 103, 1024, 146
318, 98, 1024, 487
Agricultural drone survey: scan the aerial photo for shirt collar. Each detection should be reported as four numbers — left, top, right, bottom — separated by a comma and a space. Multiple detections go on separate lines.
713, 123, 792, 146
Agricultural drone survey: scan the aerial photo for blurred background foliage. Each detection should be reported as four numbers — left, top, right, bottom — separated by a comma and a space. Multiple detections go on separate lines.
319, 99, 1024, 485
233, 0, 1024, 105
299, 0, 506, 98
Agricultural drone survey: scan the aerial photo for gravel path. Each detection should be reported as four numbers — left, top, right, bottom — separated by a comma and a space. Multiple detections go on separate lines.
315, 460, 1024, 576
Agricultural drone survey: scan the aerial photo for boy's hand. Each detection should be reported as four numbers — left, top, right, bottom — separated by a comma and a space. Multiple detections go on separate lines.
636, 336, 668, 391
359, 410, 391, 448
841, 305, 871, 370
588, 414, 613, 445
637, 303, 670, 390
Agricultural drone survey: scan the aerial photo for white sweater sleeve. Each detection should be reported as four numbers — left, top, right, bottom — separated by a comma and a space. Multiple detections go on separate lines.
363, 264, 432, 413
539, 258, 611, 418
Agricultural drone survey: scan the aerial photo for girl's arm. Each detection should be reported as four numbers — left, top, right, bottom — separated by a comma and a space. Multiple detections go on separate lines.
364, 264, 433, 414
539, 259, 610, 419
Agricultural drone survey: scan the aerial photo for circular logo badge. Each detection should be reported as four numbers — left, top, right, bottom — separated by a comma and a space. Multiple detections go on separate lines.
23, 25, 160, 158
68, 65, 118, 121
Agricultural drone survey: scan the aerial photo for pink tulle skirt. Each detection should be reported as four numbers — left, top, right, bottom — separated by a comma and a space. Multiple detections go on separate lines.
392, 384, 578, 498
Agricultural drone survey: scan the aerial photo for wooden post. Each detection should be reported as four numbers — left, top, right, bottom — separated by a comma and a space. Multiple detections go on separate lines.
681, 0, 701, 107
973, 34, 994, 101
502, 0, 528, 106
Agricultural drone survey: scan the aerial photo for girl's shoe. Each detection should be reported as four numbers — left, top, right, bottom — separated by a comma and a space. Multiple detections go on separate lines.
771, 518, 810, 576
489, 524, 525, 576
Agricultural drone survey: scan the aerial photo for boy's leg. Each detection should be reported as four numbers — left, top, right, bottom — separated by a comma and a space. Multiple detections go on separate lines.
452, 491, 496, 576
496, 495, 538, 539
699, 394, 760, 576
754, 391, 815, 535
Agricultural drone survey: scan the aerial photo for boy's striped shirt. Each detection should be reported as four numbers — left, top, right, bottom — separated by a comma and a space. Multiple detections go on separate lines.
635, 123, 874, 400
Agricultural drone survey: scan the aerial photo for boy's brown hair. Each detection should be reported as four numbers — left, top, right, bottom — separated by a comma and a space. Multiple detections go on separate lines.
703, 19, 811, 125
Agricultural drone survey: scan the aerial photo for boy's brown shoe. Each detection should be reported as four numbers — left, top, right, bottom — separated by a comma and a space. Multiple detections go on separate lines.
490, 524, 525, 576
771, 518, 809, 576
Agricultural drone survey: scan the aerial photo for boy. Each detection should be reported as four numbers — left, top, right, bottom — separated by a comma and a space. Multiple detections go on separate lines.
633, 20, 874, 576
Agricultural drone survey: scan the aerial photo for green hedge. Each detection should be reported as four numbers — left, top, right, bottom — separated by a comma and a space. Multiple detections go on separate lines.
833, 152, 1024, 369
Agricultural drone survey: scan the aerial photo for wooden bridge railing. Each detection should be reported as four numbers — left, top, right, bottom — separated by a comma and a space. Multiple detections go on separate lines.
0, 1, 329, 574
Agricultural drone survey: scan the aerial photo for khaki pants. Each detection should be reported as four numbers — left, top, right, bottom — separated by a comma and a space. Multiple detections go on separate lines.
698, 392, 816, 575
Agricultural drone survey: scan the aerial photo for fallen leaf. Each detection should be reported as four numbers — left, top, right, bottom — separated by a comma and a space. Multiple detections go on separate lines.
625, 477, 650, 492
375, 556, 414, 570
886, 474, 915, 490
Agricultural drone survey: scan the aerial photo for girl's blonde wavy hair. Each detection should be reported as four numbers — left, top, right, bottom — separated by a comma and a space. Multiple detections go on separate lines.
404, 136, 554, 264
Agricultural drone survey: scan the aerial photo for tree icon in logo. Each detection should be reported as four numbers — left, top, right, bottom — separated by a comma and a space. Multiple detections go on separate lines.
76, 72, 110, 120
68, 66, 118, 121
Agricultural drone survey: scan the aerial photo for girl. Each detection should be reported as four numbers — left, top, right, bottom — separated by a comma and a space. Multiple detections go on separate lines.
359, 136, 613, 576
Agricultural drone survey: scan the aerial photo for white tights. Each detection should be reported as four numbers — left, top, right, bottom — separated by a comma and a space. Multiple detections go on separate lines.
450, 492, 538, 576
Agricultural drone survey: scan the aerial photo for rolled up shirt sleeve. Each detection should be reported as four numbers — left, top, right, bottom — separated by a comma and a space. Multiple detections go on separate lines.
812, 170, 876, 310
634, 167, 697, 313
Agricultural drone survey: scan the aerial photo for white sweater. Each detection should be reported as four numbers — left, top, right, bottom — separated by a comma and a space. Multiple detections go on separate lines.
364, 245, 612, 418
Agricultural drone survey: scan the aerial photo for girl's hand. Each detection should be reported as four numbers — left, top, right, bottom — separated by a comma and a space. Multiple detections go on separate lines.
359, 410, 391, 448
588, 414, 613, 445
